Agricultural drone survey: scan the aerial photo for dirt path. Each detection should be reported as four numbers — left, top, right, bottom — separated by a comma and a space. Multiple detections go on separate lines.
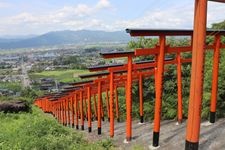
79, 119, 225, 150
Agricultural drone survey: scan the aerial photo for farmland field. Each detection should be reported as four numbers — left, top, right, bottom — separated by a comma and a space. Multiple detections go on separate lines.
29, 69, 89, 83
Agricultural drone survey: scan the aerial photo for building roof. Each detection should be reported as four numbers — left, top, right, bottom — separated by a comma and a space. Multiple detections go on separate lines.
126, 29, 225, 36
100, 51, 135, 58
209, 0, 225, 3
88, 63, 124, 72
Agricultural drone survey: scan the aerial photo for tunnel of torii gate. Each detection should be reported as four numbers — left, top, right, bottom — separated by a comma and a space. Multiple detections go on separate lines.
34, 1, 225, 150
34, 28, 225, 149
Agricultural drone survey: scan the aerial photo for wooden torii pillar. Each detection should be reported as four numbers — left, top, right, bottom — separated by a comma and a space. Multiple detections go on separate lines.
88, 55, 192, 139
69, 80, 94, 130
186, 1, 208, 148
107, 64, 158, 138
186, 0, 225, 150
99, 52, 176, 141
210, 35, 221, 123
80, 70, 134, 134
91, 68, 154, 132
80, 71, 110, 135
88, 62, 151, 124
100, 51, 135, 141
86, 60, 147, 137
81, 67, 126, 136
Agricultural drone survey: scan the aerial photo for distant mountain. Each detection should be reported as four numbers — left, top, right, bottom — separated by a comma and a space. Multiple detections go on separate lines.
0, 30, 130, 50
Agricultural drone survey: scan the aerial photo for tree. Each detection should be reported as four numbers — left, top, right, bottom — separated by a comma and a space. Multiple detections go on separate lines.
211, 20, 225, 30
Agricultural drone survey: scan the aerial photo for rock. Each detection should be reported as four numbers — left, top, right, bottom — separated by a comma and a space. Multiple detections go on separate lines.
0, 100, 30, 113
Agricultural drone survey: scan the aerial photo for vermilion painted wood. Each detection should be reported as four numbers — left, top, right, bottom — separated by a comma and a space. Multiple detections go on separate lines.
106, 89, 110, 121
87, 86, 92, 132
97, 81, 102, 134
210, 36, 221, 123
115, 85, 120, 122
93, 95, 98, 121
177, 52, 183, 124
100, 51, 134, 59
79, 91, 84, 130
152, 35, 166, 147
135, 44, 225, 56
139, 74, 144, 123
109, 71, 114, 137
186, 0, 208, 149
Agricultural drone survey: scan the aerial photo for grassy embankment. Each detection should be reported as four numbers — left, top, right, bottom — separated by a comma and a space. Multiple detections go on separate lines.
0, 106, 113, 150
0, 69, 114, 149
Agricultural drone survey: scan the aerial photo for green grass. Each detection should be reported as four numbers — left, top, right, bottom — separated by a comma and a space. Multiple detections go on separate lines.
0, 106, 113, 150
0, 82, 22, 92
29, 69, 89, 82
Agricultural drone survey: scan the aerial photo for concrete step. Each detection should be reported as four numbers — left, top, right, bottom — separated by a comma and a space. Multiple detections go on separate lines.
59, 112, 225, 149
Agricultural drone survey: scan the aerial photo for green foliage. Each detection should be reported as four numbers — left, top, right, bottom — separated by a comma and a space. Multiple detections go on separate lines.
0, 107, 113, 150
0, 82, 22, 92
21, 88, 38, 98
211, 20, 225, 44
53, 56, 86, 69
211, 20, 225, 30
127, 37, 158, 49
20, 87, 43, 104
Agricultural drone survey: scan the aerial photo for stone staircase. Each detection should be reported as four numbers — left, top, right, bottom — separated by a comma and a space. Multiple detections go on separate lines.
72, 118, 225, 150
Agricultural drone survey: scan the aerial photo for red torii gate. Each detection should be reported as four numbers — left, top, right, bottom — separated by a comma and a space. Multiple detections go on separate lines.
100, 51, 193, 142
64, 68, 151, 133
34, 3, 225, 147
86, 52, 193, 140
33, 27, 223, 149
126, 27, 225, 148
81, 62, 157, 135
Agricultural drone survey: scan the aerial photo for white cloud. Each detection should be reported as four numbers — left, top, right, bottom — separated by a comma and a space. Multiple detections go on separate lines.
0, 0, 113, 35
0, 2, 11, 8
112, 2, 225, 30
113, 6, 194, 30
96, 0, 111, 9
63, 19, 106, 30
207, 2, 225, 27
11, 12, 36, 24
0, 0, 224, 35
74, 4, 92, 17
56, 0, 111, 18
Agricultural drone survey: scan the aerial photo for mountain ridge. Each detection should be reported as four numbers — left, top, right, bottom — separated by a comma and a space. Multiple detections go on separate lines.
0, 30, 130, 50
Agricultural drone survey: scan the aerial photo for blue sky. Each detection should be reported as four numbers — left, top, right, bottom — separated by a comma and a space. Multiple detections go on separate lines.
0, 0, 224, 35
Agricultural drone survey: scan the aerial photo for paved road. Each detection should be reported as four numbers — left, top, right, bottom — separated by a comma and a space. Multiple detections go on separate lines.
21, 62, 31, 88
